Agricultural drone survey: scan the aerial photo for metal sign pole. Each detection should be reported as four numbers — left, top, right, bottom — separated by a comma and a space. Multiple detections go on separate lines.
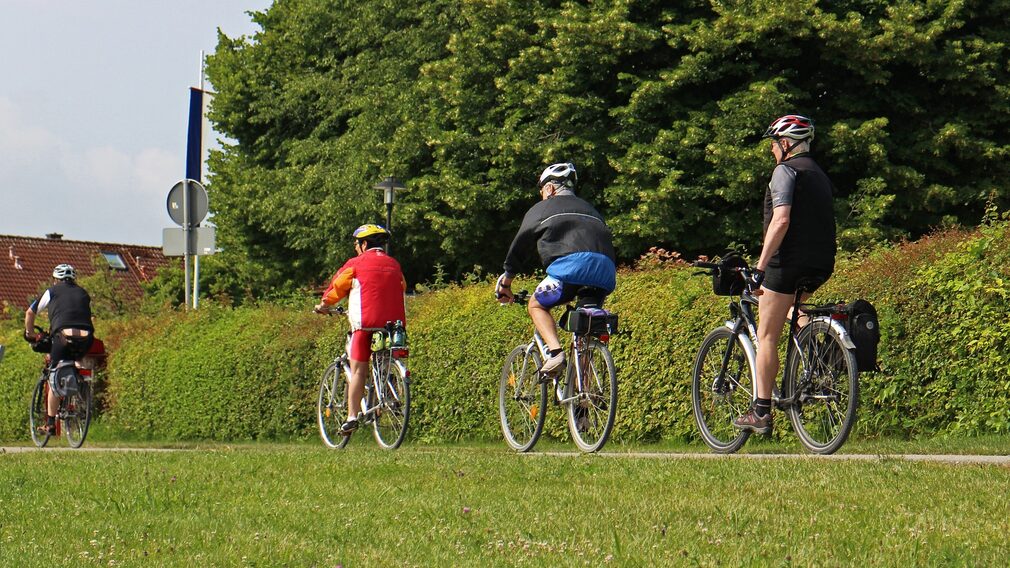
193, 52, 205, 310
183, 179, 191, 309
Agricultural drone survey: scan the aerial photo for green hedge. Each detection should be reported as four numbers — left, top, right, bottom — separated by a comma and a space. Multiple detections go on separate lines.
2, 221, 1010, 443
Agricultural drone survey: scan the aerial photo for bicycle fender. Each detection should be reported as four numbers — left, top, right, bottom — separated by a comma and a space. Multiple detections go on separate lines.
822, 318, 857, 350
721, 325, 758, 397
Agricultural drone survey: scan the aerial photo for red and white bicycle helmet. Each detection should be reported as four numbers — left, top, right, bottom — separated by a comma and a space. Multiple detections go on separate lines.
762, 115, 815, 141
538, 162, 577, 189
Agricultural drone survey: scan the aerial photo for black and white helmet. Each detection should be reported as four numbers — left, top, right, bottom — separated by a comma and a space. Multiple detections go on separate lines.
538, 162, 577, 189
52, 264, 76, 281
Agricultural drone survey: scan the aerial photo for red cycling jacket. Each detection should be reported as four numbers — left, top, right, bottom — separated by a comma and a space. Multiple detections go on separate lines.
320, 248, 407, 330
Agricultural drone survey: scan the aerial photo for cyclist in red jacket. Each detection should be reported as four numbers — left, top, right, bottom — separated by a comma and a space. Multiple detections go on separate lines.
315, 224, 406, 434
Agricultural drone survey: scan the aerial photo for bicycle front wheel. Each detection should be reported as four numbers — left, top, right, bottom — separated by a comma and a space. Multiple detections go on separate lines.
373, 360, 410, 449
499, 344, 547, 452
566, 340, 617, 453
783, 320, 859, 455
64, 380, 93, 448
317, 361, 350, 449
691, 326, 755, 454
29, 377, 50, 448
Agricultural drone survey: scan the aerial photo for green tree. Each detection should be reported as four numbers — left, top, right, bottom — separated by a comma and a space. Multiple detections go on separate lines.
205, 0, 1010, 298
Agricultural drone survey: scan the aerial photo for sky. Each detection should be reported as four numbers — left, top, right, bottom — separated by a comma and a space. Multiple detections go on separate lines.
1, 0, 273, 246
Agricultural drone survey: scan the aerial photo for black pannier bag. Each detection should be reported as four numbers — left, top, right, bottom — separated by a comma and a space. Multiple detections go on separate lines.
846, 299, 880, 372
560, 307, 619, 337
712, 253, 748, 296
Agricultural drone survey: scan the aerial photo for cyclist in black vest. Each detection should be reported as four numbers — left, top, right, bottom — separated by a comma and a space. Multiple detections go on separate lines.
734, 115, 837, 434
24, 264, 94, 434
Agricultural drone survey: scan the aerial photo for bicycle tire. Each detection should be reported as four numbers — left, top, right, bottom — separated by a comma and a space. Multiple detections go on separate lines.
64, 379, 92, 448
565, 339, 617, 453
691, 326, 755, 454
373, 359, 410, 449
29, 377, 50, 448
783, 320, 859, 455
317, 361, 350, 449
499, 344, 547, 452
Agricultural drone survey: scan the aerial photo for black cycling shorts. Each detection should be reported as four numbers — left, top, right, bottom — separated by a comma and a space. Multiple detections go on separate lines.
763, 264, 832, 295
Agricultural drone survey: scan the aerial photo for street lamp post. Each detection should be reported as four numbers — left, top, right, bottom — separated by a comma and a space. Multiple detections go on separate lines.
373, 176, 407, 250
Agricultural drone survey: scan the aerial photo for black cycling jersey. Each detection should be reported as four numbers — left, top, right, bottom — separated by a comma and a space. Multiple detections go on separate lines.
503, 194, 616, 277
30, 281, 93, 333
762, 154, 836, 273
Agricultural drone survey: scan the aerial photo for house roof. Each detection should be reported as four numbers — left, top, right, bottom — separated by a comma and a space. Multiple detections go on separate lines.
0, 233, 177, 310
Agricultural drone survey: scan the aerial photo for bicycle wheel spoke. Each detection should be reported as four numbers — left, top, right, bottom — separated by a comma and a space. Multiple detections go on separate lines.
317, 363, 350, 449
567, 342, 616, 453
692, 327, 754, 453
785, 321, 859, 454
500, 345, 547, 452
373, 361, 410, 450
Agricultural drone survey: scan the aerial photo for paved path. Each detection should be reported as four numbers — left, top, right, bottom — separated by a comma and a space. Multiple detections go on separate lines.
534, 451, 1010, 465
1, 446, 183, 454
3, 446, 1009, 464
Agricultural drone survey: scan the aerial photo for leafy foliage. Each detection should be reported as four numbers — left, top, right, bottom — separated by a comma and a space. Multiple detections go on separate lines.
3, 222, 1010, 442
204, 0, 1010, 297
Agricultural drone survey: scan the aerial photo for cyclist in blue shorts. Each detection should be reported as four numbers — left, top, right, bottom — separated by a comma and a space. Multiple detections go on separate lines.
496, 162, 617, 374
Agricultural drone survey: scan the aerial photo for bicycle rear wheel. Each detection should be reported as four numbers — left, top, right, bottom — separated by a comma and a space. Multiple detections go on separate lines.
783, 320, 859, 454
565, 339, 617, 453
691, 326, 755, 453
64, 379, 93, 448
499, 344, 547, 452
317, 361, 351, 449
373, 359, 410, 449
29, 377, 50, 448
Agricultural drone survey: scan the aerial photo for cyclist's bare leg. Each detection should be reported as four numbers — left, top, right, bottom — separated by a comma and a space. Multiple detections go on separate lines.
755, 288, 794, 399
347, 359, 368, 420
47, 390, 59, 418
527, 296, 561, 351
756, 288, 813, 398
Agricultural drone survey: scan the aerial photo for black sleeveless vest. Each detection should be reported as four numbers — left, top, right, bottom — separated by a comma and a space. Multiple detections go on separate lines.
762, 155, 836, 271
48, 282, 93, 332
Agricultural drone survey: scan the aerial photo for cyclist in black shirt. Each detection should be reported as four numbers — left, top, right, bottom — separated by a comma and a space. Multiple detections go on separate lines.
495, 163, 617, 374
734, 115, 837, 434
24, 264, 94, 434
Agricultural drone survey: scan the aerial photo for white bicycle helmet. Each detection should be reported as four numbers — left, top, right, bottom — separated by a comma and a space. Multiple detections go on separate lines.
538, 162, 577, 189
52, 264, 76, 280
762, 115, 815, 141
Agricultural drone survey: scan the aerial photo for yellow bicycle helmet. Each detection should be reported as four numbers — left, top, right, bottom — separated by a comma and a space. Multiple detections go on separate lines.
352, 224, 390, 239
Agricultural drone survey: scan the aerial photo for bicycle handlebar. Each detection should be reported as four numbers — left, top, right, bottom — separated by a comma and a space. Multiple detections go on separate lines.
691, 260, 760, 296
315, 305, 345, 316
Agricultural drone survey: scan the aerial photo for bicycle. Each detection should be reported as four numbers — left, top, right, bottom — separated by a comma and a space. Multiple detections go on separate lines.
499, 290, 618, 453
315, 307, 410, 449
27, 327, 94, 449
690, 259, 859, 455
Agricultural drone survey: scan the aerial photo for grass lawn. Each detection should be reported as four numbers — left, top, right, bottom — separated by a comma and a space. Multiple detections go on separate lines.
2, 440, 1009, 566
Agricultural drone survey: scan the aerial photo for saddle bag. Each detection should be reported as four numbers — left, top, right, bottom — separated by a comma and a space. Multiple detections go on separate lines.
845, 299, 880, 373
560, 307, 619, 337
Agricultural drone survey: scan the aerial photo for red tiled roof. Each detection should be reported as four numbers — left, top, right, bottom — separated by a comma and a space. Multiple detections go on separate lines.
0, 234, 178, 310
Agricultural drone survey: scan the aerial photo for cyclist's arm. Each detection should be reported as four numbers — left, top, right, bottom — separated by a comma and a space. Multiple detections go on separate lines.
502, 210, 539, 280
757, 205, 791, 272
756, 165, 795, 272
24, 292, 48, 336
321, 266, 355, 306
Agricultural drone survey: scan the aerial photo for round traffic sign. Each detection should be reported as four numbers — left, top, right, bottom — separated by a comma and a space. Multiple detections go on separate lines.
167, 179, 209, 226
